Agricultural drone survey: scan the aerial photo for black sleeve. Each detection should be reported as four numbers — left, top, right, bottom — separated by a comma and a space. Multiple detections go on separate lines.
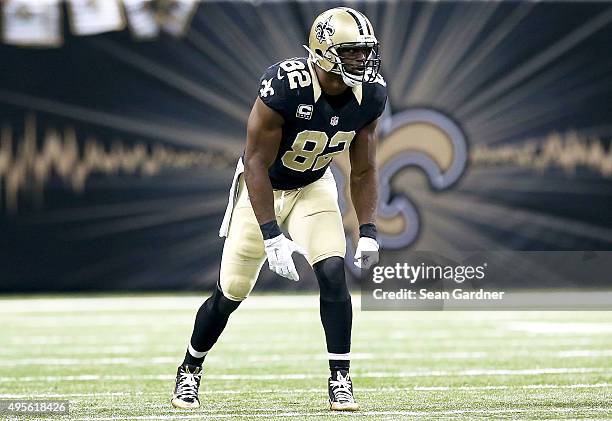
257, 62, 290, 120
363, 76, 388, 127
372, 76, 388, 121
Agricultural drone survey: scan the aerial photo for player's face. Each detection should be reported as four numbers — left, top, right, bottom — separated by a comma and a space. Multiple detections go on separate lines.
337, 46, 371, 76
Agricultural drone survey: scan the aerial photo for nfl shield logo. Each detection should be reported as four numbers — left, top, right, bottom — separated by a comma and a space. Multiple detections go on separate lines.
330, 116, 339, 126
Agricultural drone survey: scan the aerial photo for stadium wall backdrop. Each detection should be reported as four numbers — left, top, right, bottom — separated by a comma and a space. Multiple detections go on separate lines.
0, 1, 611, 292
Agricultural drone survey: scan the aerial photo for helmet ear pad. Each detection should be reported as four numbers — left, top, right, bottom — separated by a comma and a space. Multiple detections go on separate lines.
324, 46, 342, 72
315, 48, 333, 67
304, 45, 340, 74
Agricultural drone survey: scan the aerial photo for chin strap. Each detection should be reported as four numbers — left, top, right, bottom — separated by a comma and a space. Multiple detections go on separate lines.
341, 73, 361, 87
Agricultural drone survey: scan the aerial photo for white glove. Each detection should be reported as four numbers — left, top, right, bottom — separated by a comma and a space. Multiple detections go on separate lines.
354, 237, 379, 269
264, 234, 308, 281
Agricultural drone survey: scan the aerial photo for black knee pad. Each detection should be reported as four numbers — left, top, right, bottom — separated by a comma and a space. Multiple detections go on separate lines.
211, 284, 241, 317
314, 256, 350, 302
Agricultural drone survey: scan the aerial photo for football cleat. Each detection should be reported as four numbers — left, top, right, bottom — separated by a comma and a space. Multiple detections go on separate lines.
171, 364, 202, 409
328, 370, 359, 411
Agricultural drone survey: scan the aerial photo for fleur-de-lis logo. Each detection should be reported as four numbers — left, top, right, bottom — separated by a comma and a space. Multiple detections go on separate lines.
332, 108, 468, 273
259, 78, 274, 98
315, 16, 335, 44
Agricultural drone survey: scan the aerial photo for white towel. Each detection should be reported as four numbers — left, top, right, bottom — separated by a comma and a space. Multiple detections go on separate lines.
218, 157, 244, 238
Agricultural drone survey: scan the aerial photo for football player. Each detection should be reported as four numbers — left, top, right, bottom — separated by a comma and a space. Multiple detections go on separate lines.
172, 7, 386, 412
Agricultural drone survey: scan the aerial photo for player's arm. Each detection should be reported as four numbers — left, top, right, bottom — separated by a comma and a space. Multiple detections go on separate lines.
244, 97, 283, 226
349, 118, 380, 269
350, 118, 379, 226
243, 97, 307, 280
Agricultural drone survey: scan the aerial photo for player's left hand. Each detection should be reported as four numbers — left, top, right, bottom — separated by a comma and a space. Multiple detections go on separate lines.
354, 237, 379, 269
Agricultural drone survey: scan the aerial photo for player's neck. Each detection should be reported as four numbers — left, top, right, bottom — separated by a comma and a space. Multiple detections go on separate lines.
315, 66, 350, 96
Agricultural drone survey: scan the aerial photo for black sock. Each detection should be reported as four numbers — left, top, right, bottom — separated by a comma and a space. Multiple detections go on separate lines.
182, 286, 241, 367
320, 296, 352, 353
320, 296, 352, 370
183, 347, 205, 367
314, 257, 353, 373
329, 359, 350, 372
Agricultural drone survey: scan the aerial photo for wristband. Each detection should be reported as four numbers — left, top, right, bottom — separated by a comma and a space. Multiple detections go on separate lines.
260, 220, 282, 240
359, 223, 377, 240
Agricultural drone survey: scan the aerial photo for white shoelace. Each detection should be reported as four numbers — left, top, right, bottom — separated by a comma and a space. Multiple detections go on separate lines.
176, 371, 200, 399
330, 371, 354, 403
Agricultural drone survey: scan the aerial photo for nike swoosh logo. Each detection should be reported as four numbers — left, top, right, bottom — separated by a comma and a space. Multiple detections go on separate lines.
277, 68, 284, 80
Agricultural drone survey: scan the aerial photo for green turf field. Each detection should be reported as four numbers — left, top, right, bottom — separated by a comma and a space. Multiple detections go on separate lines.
0, 294, 611, 420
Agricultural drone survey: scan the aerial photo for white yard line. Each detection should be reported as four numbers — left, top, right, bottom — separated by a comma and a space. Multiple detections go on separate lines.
0, 367, 608, 383
506, 322, 612, 334
0, 357, 177, 366
68, 407, 612, 420
0, 392, 144, 398
6, 335, 151, 345
0, 345, 175, 355
4, 337, 604, 349
3, 294, 612, 315
556, 350, 612, 357
0, 295, 321, 313
2, 350, 612, 366
1, 383, 610, 399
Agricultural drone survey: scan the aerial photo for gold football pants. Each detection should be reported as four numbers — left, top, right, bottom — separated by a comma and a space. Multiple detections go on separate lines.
220, 169, 346, 301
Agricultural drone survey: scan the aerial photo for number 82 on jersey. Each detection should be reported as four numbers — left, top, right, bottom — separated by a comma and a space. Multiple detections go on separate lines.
281, 130, 356, 172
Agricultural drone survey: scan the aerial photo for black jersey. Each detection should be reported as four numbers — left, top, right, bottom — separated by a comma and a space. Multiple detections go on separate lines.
257, 57, 387, 190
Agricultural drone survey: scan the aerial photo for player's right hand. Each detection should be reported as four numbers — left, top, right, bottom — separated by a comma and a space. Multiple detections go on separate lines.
263, 234, 308, 281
